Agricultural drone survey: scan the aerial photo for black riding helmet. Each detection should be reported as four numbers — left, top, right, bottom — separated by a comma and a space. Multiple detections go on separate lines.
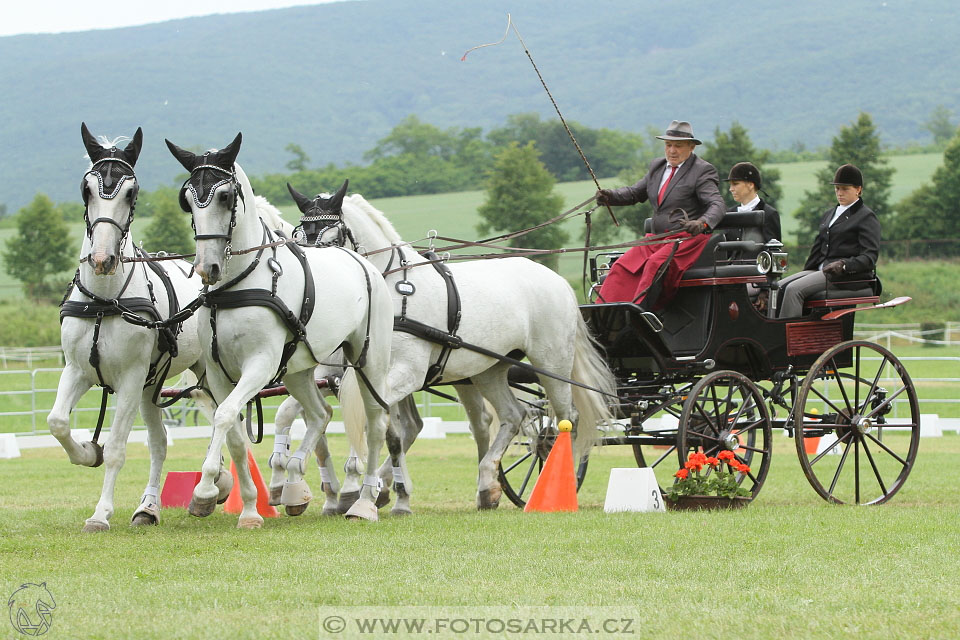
830, 164, 863, 187
723, 162, 762, 190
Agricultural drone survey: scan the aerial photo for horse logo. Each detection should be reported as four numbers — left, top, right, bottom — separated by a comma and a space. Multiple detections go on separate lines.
7, 583, 56, 636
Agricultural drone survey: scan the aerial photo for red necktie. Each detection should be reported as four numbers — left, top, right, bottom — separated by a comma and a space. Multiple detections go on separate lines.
658, 165, 677, 205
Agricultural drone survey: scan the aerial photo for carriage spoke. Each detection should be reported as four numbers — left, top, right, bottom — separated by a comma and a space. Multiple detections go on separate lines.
649, 446, 677, 468
854, 437, 861, 504
502, 450, 533, 475
829, 359, 855, 417
516, 455, 540, 497
854, 346, 862, 412
809, 430, 853, 466
863, 431, 909, 467
808, 384, 848, 418
827, 436, 853, 497
860, 437, 888, 496
858, 355, 888, 415
861, 385, 908, 422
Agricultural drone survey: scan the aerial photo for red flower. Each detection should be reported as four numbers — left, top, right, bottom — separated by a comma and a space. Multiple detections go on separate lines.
690, 452, 708, 465
675, 468, 689, 480
739, 464, 751, 474
706, 457, 720, 467
718, 450, 735, 461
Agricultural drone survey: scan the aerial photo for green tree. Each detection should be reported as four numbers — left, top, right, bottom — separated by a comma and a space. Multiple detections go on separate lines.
2, 194, 76, 301
700, 122, 783, 210
891, 127, 960, 246
285, 143, 311, 172
792, 112, 894, 244
56, 201, 85, 223
477, 142, 567, 270
139, 191, 194, 255
924, 105, 957, 147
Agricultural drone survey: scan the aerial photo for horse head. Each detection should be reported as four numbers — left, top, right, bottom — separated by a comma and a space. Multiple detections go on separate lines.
80, 122, 143, 275
287, 179, 350, 247
165, 133, 244, 285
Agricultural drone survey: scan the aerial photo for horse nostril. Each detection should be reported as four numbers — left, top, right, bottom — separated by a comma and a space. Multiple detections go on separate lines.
209, 263, 221, 281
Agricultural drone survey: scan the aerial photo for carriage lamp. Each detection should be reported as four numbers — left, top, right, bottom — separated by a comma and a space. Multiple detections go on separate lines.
757, 240, 788, 275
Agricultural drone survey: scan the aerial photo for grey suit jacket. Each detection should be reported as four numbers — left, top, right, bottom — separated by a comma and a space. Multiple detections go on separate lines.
605, 154, 726, 233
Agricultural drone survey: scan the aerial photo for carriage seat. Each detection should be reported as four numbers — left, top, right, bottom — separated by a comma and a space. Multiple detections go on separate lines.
802, 276, 881, 309
640, 211, 770, 280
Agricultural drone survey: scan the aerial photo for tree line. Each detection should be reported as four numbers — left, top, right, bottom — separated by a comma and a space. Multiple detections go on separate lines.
4, 110, 960, 301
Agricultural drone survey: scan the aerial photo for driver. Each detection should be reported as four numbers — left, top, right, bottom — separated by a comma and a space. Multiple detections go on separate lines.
595, 120, 725, 310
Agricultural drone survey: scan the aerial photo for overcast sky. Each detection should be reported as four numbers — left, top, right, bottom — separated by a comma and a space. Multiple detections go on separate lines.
0, 1, 346, 37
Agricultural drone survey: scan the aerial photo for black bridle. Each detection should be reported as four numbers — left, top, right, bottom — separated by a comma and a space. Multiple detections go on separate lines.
179, 164, 244, 252
81, 155, 139, 243
294, 201, 359, 251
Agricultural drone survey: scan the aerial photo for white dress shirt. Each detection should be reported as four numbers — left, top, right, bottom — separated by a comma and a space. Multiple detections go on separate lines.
737, 196, 761, 212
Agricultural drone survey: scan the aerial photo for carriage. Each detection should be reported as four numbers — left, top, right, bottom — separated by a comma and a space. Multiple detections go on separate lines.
497, 210, 919, 508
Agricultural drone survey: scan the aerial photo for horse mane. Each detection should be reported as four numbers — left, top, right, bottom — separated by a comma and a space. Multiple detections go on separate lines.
230, 162, 294, 235
255, 195, 295, 235
342, 194, 403, 244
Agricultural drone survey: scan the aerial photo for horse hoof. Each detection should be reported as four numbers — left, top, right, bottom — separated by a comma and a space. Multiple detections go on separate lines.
78, 441, 104, 468
280, 479, 312, 510
390, 505, 413, 517
344, 498, 379, 522
215, 470, 234, 504
284, 503, 309, 517
188, 495, 217, 518
337, 490, 360, 514
268, 486, 283, 506
237, 515, 263, 530
321, 505, 340, 517
82, 518, 110, 533
477, 489, 500, 511
374, 487, 392, 509
131, 503, 160, 527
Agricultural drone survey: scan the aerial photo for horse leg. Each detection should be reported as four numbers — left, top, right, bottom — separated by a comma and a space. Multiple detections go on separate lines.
269, 395, 300, 506
342, 373, 391, 522
375, 395, 422, 511
223, 418, 263, 529
47, 363, 101, 467
471, 368, 528, 510
454, 384, 494, 465
337, 449, 364, 514
279, 370, 333, 516
83, 377, 146, 532
182, 379, 233, 503
313, 434, 342, 516
131, 393, 167, 527
190, 366, 269, 526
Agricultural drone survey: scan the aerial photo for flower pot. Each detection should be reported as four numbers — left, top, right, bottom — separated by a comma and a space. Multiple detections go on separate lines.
665, 495, 751, 511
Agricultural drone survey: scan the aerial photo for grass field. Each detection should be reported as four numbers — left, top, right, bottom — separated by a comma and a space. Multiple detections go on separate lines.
1, 433, 958, 639
0, 152, 946, 301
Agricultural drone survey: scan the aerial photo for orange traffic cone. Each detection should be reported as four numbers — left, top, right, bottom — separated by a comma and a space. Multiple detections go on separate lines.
223, 448, 279, 518
524, 420, 578, 513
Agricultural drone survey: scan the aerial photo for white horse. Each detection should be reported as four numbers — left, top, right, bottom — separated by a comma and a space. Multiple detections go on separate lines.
283, 183, 617, 512
166, 133, 395, 523
48, 123, 219, 532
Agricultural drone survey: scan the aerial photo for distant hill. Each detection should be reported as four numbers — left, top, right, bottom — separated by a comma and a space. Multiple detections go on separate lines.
1, 0, 958, 210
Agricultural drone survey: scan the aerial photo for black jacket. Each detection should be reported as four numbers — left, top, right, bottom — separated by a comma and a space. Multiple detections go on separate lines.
803, 199, 881, 283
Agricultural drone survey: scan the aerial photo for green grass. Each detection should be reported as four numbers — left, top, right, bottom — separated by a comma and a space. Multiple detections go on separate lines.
1, 434, 958, 639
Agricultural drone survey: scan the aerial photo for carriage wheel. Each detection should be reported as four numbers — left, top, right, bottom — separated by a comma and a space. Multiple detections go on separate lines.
498, 420, 589, 508
794, 340, 919, 505
631, 388, 688, 495
678, 370, 773, 500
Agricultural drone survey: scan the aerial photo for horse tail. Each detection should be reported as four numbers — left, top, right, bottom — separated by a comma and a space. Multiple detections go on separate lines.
569, 313, 618, 461
176, 368, 217, 426
339, 368, 368, 464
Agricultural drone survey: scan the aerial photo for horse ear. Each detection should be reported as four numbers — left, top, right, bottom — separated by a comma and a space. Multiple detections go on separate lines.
286, 182, 311, 212
329, 179, 349, 210
80, 122, 103, 161
123, 127, 144, 166
219, 132, 243, 168
165, 139, 196, 172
